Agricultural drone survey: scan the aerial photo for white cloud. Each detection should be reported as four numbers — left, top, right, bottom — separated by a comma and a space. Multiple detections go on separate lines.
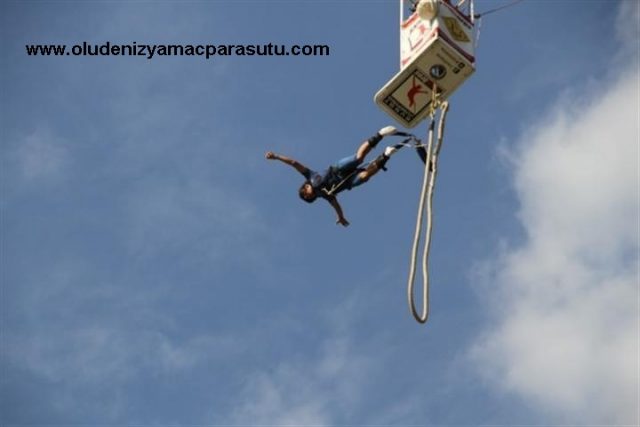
125, 176, 269, 265
228, 368, 330, 425
12, 128, 70, 182
10, 325, 237, 386
3, 256, 245, 421
225, 305, 374, 425
615, 0, 640, 57
7, 325, 242, 421
470, 3, 639, 423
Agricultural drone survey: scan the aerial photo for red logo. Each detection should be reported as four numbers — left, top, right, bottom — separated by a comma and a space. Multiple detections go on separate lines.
407, 76, 430, 109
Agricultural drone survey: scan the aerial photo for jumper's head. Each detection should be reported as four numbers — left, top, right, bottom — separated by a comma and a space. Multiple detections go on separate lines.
298, 182, 317, 203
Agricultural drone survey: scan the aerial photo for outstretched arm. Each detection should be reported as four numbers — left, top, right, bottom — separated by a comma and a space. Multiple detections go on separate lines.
326, 196, 349, 227
265, 151, 309, 177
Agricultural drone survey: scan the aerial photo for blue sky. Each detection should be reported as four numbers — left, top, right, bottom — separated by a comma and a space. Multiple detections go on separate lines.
1, 0, 638, 425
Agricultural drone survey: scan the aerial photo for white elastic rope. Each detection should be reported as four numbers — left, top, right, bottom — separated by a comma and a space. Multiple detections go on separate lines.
407, 101, 449, 324
470, 0, 475, 23
407, 118, 434, 323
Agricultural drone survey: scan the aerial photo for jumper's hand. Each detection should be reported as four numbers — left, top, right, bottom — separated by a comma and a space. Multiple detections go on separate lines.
265, 151, 277, 160
336, 217, 350, 227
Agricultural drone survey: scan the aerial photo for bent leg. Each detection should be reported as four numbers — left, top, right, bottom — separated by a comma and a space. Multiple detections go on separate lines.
353, 154, 387, 185
353, 143, 406, 185
351, 169, 373, 188
356, 140, 373, 162
333, 154, 362, 171
355, 131, 388, 162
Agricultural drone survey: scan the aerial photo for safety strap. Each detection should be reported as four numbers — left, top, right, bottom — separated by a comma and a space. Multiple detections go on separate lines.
407, 99, 449, 324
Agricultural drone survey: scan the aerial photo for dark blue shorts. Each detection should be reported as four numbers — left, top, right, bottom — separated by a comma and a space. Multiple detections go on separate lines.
330, 154, 368, 190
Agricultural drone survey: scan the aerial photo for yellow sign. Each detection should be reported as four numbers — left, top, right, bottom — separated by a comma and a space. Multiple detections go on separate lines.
443, 17, 470, 43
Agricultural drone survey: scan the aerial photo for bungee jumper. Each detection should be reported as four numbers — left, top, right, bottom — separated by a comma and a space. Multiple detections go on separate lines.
265, 0, 521, 323
265, 126, 411, 227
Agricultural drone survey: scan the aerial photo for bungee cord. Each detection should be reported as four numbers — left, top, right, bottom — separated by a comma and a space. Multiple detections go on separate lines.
407, 95, 449, 323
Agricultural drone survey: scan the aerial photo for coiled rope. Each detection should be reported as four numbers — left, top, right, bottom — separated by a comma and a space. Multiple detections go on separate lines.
407, 98, 449, 324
